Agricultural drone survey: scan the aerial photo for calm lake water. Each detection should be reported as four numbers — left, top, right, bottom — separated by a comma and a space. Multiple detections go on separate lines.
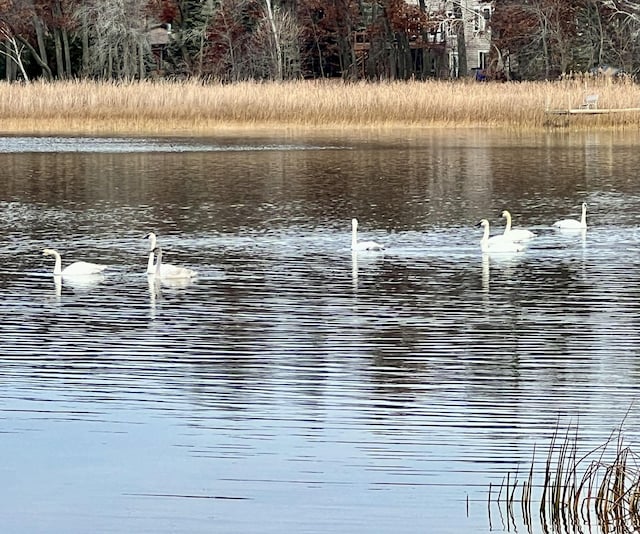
2, 129, 640, 533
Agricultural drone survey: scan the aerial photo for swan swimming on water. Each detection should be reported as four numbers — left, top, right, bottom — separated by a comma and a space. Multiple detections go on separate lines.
553, 202, 588, 229
42, 248, 108, 276
351, 218, 384, 251
501, 210, 536, 241
145, 232, 195, 277
479, 219, 526, 253
151, 246, 197, 279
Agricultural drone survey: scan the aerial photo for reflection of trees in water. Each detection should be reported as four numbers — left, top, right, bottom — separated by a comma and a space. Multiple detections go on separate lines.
0, 134, 498, 236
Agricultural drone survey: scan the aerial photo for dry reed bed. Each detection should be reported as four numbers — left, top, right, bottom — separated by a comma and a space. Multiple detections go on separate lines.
1, 79, 640, 135
490, 421, 640, 533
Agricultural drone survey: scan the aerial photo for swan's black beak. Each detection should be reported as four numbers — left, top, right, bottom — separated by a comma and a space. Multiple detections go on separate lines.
144, 233, 151, 239
475, 221, 483, 228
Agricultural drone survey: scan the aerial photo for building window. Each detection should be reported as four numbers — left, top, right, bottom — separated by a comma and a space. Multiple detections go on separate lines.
478, 51, 489, 70
449, 52, 459, 78
475, 6, 492, 32
474, 10, 483, 32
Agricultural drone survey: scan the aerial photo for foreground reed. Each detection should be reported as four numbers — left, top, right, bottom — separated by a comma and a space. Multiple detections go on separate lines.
489, 419, 640, 534
1, 78, 640, 136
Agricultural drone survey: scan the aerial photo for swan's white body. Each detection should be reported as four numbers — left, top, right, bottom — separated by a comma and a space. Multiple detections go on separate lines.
145, 232, 195, 277
43, 248, 107, 276
151, 246, 197, 279
553, 202, 587, 229
479, 219, 525, 253
351, 218, 384, 251
502, 210, 536, 241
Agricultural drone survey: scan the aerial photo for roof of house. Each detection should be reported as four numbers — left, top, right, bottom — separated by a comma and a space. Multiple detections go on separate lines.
146, 25, 171, 46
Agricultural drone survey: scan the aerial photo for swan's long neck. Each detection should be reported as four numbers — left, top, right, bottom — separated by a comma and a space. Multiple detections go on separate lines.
351, 220, 358, 249
480, 221, 490, 252
503, 212, 512, 232
51, 251, 62, 276
147, 251, 155, 274
581, 204, 587, 225
146, 233, 157, 274
155, 248, 163, 275
147, 233, 157, 251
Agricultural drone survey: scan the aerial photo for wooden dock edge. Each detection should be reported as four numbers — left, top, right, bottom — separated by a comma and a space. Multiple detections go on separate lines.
546, 108, 640, 115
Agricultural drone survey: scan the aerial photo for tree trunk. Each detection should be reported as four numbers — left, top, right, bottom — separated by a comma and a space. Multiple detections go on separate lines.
81, 13, 90, 76
17, 36, 52, 79
4, 42, 17, 81
139, 42, 145, 79
33, 17, 52, 80
453, 3, 467, 78
62, 28, 72, 76
54, 0, 72, 77
540, 15, 550, 78
265, 0, 283, 80
54, 29, 65, 78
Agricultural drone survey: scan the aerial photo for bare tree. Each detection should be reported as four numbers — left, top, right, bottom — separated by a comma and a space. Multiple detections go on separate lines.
264, 0, 283, 79
251, 0, 300, 79
601, 0, 640, 20
599, 0, 640, 73
0, 25, 29, 80
75, 0, 153, 79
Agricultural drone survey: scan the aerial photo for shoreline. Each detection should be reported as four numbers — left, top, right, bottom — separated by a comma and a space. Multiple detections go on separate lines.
1, 79, 640, 136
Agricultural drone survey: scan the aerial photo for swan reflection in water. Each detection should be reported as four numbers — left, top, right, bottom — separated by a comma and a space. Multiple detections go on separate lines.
352, 250, 358, 283
147, 271, 196, 317
481, 250, 524, 294
350, 245, 386, 293
51, 272, 106, 300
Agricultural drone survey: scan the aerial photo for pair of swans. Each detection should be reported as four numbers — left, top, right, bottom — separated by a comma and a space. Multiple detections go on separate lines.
479, 220, 527, 253
42, 232, 197, 280
145, 232, 197, 279
479, 210, 535, 254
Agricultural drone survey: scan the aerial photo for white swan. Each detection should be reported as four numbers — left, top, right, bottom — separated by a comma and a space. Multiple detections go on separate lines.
502, 210, 536, 241
351, 218, 384, 251
151, 246, 197, 279
479, 219, 525, 253
553, 202, 587, 229
43, 248, 107, 276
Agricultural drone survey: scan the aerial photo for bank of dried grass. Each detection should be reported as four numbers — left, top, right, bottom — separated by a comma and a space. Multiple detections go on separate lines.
0, 78, 639, 135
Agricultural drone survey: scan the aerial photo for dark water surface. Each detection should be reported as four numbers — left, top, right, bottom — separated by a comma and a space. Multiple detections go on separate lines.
2, 130, 640, 533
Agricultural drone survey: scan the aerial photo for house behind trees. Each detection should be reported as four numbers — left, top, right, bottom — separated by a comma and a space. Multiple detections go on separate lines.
405, 0, 493, 79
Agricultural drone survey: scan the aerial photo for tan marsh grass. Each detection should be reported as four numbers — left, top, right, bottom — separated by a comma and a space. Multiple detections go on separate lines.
490, 419, 640, 533
1, 79, 640, 135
